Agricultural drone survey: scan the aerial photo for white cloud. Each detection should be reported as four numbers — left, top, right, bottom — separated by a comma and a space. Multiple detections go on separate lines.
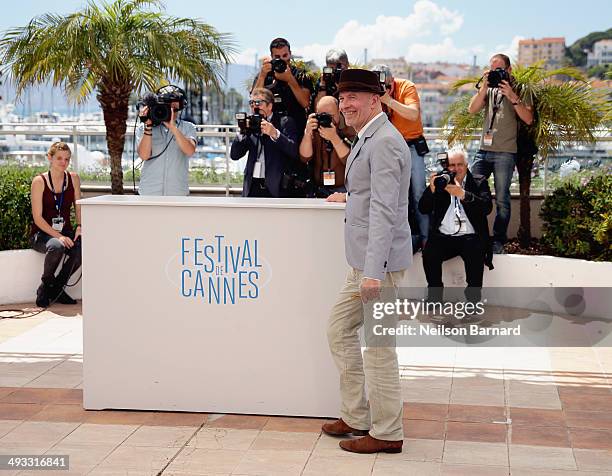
489, 36, 524, 64
235, 0, 482, 67
405, 37, 482, 63
294, 0, 464, 66
294, 43, 333, 65
232, 48, 260, 67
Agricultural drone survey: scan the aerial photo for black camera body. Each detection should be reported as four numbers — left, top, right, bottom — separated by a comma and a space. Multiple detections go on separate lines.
236, 112, 263, 135
139, 95, 172, 126
434, 152, 457, 192
270, 58, 288, 74
373, 70, 388, 93
322, 64, 343, 95
314, 112, 333, 128
138, 85, 186, 126
487, 67, 510, 88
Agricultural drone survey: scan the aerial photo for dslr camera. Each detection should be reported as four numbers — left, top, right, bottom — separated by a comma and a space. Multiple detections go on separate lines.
235, 112, 263, 135
314, 112, 332, 128
487, 67, 510, 88
321, 64, 343, 95
270, 58, 288, 74
373, 70, 389, 93
138, 85, 186, 126
433, 152, 457, 192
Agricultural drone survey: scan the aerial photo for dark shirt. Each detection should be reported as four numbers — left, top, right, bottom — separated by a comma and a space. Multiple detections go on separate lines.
418, 171, 494, 269
301, 117, 355, 188
256, 64, 314, 138
31, 172, 75, 236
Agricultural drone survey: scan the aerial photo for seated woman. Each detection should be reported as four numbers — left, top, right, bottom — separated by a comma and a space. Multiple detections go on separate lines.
30, 142, 82, 307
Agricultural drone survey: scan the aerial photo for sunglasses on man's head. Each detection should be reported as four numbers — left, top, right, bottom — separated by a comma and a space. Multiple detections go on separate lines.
249, 99, 268, 106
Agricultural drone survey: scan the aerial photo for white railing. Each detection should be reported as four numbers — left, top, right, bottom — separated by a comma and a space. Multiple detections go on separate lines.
0, 123, 610, 195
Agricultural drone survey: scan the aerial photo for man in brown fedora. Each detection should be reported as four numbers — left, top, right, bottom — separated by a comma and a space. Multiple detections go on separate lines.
323, 69, 412, 453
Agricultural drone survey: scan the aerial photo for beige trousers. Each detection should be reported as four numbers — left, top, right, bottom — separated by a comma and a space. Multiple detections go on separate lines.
327, 267, 405, 441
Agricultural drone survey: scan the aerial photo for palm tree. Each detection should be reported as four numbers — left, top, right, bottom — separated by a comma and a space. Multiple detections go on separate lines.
443, 63, 610, 248
0, 0, 235, 194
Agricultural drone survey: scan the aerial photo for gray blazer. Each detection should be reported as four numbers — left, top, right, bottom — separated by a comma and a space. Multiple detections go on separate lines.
344, 113, 412, 281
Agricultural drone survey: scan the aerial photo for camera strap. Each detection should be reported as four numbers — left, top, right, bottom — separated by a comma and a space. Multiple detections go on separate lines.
451, 197, 463, 236
48, 171, 67, 216
487, 89, 504, 133
147, 118, 181, 161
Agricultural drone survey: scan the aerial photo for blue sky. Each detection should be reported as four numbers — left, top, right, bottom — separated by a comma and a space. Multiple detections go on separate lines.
1, 0, 611, 67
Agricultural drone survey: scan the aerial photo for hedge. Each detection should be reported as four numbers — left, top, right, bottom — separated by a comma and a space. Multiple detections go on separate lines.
540, 172, 612, 261
0, 167, 47, 251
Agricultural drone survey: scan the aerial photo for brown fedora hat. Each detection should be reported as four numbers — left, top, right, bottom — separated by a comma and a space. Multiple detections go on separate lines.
337, 69, 384, 96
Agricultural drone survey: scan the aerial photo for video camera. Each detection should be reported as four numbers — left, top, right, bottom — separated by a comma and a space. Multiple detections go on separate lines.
433, 152, 457, 192
322, 64, 343, 95
314, 112, 332, 128
235, 112, 263, 135
138, 85, 186, 126
487, 67, 510, 88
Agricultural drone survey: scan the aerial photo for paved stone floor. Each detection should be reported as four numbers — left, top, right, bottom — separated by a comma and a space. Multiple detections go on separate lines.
0, 303, 611, 475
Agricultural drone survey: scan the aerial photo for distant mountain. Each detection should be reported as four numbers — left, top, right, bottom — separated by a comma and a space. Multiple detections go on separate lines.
223, 63, 258, 97
566, 28, 612, 67
0, 82, 100, 115
0, 63, 258, 117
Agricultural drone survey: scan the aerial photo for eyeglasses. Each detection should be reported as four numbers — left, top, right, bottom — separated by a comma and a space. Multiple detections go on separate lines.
249, 99, 269, 106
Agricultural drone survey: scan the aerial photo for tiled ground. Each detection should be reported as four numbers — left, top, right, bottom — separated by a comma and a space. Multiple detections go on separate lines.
0, 303, 611, 475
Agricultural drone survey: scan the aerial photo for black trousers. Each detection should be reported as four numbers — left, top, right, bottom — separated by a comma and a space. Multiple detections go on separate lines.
248, 178, 273, 198
422, 233, 485, 301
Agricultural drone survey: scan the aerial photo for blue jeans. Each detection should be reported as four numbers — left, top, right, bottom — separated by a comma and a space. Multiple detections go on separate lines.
31, 231, 82, 286
408, 145, 429, 248
470, 150, 516, 244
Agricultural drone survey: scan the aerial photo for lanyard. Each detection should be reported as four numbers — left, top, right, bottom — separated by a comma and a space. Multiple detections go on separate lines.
48, 171, 67, 216
487, 89, 504, 133
451, 197, 463, 235
323, 138, 333, 170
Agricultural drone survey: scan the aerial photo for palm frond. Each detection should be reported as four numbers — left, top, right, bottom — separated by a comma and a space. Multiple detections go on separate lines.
444, 62, 610, 158
0, 0, 235, 101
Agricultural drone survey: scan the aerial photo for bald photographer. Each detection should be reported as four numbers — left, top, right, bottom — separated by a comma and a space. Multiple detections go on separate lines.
299, 96, 355, 197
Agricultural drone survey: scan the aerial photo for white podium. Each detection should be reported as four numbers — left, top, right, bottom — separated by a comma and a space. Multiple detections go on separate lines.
79, 196, 344, 417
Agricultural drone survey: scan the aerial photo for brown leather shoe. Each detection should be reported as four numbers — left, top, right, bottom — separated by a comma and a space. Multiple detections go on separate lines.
321, 419, 369, 437
339, 434, 403, 453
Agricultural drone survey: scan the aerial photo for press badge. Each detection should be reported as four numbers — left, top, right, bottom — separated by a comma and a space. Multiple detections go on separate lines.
52, 216, 64, 231
483, 132, 494, 147
323, 170, 335, 186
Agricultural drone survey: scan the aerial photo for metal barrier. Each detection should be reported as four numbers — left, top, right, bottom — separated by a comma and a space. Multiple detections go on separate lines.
0, 123, 609, 195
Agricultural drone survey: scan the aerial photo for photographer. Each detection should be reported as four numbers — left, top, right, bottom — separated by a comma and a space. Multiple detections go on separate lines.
231, 88, 298, 197
311, 48, 350, 109
468, 53, 533, 254
419, 149, 493, 303
373, 64, 429, 252
252, 38, 313, 139
299, 96, 355, 196
136, 85, 197, 196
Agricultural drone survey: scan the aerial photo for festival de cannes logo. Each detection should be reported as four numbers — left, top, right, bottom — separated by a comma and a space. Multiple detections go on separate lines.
165, 235, 270, 304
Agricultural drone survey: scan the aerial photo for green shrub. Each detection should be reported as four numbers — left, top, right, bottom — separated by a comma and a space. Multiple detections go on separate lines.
540, 172, 612, 261
0, 166, 46, 251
